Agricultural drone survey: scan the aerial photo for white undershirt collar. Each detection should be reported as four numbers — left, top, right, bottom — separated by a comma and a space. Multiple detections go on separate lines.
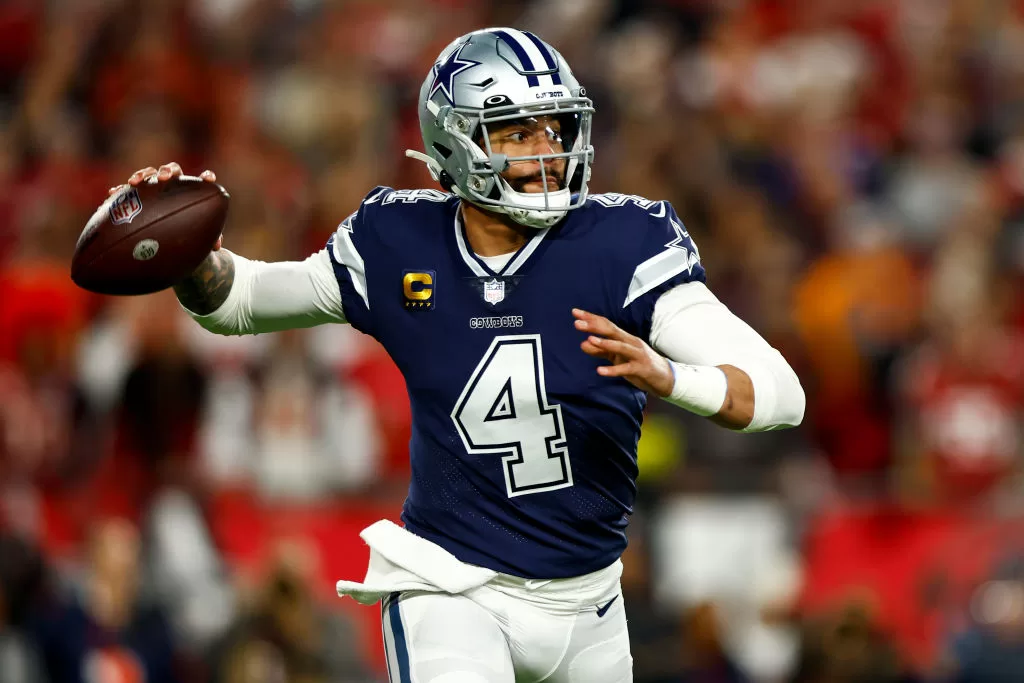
453, 209, 549, 277
476, 252, 516, 272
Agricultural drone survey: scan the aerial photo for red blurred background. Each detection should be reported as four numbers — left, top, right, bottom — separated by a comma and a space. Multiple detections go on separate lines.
1, 1, 1023, 682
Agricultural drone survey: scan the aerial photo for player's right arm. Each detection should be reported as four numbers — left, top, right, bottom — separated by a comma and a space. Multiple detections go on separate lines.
173, 248, 236, 315
118, 163, 347, 334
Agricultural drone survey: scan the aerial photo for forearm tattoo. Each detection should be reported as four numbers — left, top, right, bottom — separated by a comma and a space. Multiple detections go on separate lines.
173, 250, 236, 314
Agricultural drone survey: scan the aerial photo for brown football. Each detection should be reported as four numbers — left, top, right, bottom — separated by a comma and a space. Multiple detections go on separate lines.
71, 176, 230, 296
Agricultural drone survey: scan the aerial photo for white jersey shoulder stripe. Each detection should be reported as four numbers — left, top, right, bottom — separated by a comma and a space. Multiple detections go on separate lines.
332, 213, 369, 309
623, 219, 700, 308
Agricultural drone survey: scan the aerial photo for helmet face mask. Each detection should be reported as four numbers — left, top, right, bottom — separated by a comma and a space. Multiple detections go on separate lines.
413, 29, 595, 229
478, 115, 568, 195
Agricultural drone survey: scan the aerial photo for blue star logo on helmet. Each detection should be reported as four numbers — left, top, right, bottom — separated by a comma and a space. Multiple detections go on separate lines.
429, 43, 482, 104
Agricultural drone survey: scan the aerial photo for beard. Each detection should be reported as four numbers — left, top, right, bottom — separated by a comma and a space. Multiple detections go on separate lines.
506, 167, 565, 193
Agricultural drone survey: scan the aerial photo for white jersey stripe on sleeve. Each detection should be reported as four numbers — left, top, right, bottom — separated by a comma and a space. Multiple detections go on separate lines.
623, 246, 700, 308
332, 215, 369, 309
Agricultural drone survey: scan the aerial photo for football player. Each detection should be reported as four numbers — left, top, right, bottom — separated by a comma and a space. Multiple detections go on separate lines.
114, 28, 804, 683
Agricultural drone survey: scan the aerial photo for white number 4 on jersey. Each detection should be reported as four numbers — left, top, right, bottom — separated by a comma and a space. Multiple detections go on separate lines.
452, 335, 573, 497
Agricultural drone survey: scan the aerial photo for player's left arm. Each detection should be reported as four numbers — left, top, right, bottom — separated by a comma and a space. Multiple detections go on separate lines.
651, 281, 804, 431
574, 282, 805, 431
582, 198, 803, 430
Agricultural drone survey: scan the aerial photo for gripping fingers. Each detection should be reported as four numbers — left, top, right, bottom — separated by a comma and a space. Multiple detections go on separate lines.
128, 167, 157, 186
157, 162, 183, 180
128, 162, 184, 186
119, 163, 215, 200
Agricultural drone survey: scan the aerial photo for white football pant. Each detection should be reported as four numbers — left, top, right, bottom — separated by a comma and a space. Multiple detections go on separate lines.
380, 567, 632, 683
334, 521, 631, 683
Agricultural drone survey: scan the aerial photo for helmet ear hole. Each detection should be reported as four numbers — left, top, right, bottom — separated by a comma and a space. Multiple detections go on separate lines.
439, 170, 455, 192
432, 142, 453, 159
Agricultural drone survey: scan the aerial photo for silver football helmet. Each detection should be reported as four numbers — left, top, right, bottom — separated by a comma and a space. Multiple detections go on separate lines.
406, 28, 594, 228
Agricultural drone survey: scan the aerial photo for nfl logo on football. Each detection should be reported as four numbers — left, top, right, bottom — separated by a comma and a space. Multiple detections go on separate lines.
483, 278, 505, 305
109, 188, 143, 225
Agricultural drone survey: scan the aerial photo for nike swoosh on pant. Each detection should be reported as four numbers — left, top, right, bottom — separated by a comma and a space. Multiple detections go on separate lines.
596, 595, 618, 618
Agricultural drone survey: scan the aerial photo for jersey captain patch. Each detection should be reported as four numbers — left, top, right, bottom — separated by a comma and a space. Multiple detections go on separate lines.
403, 270, 435, 309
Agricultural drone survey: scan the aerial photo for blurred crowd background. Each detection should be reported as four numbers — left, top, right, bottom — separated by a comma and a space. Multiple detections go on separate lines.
1, 0, 1023, 681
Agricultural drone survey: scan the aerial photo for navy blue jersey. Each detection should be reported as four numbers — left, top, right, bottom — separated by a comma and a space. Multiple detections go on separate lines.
326, 188, 705, 578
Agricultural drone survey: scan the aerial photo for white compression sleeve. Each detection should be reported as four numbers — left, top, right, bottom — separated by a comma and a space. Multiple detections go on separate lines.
649, 281, 805, 432
182, 248, 347, 335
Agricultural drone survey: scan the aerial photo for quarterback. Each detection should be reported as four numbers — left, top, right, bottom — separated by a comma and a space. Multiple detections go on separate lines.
116, 28, 804, 683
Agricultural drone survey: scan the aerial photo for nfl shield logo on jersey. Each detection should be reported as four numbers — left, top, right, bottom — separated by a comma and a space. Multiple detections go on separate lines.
483, 278, 505, 305
109, 188, 143, 225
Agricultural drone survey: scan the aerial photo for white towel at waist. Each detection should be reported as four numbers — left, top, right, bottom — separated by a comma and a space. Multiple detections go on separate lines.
335, 520, 497, 605
335, 520, 622, 612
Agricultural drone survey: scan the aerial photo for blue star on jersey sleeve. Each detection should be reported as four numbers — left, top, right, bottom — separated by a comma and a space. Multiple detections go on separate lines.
617, 200, 706, 339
